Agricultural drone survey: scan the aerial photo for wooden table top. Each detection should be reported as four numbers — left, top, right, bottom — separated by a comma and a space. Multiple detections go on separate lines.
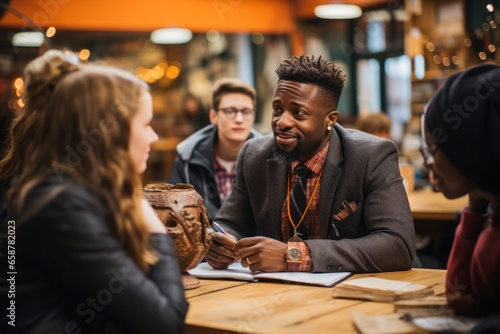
407, 187, 467, 221
184, 269, 446, 334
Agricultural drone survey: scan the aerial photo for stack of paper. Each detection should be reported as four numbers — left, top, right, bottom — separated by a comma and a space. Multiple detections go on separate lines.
332, 277, 434, 302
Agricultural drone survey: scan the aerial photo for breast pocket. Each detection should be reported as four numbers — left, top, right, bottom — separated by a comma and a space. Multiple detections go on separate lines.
330, 201, 365, 240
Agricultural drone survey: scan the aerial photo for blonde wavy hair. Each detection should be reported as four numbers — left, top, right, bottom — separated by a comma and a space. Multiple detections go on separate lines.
8, 50, 157, 271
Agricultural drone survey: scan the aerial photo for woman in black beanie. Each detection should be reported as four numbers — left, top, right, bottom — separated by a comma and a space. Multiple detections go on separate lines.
422, 63, 500, 317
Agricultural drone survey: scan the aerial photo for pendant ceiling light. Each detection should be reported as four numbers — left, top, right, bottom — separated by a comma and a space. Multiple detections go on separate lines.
12, 31, 45, 47
314, 3, 363, 19
1, 2, 48, 47
150, 27, 193, 44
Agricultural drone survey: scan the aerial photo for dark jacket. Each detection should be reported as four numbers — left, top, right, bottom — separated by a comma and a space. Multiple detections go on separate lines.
0, 177, 188, 333
0, 173, 14, 226
169, 124, 261, 222
216, 124, 417, 272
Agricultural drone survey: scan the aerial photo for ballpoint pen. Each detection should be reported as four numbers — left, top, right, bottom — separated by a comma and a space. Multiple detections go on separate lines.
212, 221, 229, 236
212, 221, 238, 253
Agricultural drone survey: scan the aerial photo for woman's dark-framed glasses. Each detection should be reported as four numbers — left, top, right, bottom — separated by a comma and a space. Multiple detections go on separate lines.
420, 145, 438, 164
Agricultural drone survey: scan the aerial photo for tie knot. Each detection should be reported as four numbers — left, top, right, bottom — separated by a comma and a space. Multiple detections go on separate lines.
294, 164, 311, 179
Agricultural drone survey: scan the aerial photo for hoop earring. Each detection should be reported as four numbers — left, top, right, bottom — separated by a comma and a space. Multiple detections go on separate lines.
327, 125, 332, 131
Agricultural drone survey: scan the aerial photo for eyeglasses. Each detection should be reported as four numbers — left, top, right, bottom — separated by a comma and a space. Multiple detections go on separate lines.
218, 107, 255, 120
420, 144, 438, 164
420, 113, 437, 164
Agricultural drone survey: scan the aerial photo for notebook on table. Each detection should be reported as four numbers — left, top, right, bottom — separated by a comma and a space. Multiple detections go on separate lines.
188, 262, 352, 287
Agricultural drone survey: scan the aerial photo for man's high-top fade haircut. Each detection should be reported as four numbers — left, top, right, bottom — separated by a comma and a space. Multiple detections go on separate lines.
276, 54, 346, 108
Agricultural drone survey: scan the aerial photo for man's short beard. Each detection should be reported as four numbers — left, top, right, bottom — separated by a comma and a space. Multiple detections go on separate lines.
273, 141, 301, 162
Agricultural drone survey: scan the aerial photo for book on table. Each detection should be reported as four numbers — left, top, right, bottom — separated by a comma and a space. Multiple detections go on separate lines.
332, 277, 434, 302
188, 262, 352, 287
394, 295, 451, 315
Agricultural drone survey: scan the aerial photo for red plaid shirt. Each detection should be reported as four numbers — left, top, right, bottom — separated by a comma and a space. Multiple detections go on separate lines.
213, 153, 236, 204
281, 142, 329, 242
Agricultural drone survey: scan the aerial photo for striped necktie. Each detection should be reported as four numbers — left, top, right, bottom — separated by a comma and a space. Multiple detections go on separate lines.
289, 164, 311, 240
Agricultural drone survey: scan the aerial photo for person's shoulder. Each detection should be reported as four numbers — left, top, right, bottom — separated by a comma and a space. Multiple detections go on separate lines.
18, 177, 107, 235
242, 133, 274, 152
26, 176, 100, 213
337, 125, 396, 151
249, 128, 263, 139
176, 124, 216, 158
235, 134, 274, 163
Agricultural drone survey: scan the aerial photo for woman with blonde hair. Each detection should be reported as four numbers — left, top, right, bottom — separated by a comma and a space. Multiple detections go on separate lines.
0, 50, 188, 333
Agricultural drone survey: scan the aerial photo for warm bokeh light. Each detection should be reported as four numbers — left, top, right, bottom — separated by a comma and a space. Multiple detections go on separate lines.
135, 66, 151, 83
433, 55, 442, 64
486, 4, 494, 12
479, 52, 487, 60
488, 44, 496, 52
151, 65, 165, 79
134, 59, 177, 85
158, 60, 168, 70
166, 65, 180, 79
13, 77, 23, 89
206, 30, 220, 43
425, 42, 435, 52
452, 56, 460, 65
251, 33, 265, 45
46, 27, 56, 38
17, 98, 25, 108
442, 57, 451, 67
464, 38, 472, 47
79, 49, 90, 61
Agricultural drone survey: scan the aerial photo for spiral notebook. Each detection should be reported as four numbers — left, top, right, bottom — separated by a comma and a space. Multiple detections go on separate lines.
188, 262, 352, 287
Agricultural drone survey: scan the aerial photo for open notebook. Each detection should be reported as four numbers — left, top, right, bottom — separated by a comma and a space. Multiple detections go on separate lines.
188, 262, 352, 287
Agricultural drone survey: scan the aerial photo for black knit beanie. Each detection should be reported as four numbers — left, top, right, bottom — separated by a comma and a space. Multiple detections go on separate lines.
424, 63, 500, 195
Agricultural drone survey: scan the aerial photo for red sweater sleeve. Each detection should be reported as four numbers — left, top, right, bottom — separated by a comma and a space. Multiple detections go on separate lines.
446, 207, 500, 316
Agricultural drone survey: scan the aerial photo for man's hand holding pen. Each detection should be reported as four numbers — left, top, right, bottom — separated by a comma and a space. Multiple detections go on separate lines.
206, 222, 238, 270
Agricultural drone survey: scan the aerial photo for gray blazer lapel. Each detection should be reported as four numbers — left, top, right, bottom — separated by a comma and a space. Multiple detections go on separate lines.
319, 129, 343, 238
267, 157, 288, 239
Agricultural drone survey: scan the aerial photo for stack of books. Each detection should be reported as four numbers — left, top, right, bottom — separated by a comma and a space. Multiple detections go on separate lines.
394, 296, 451, 315
332, 277, 434, 302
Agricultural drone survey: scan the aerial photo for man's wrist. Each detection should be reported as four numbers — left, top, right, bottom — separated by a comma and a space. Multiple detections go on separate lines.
286, 241, 312, 272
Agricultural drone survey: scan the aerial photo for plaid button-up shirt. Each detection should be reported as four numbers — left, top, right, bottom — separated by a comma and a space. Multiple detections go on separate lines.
213, 154, 236, 204
281, 142, 329, 242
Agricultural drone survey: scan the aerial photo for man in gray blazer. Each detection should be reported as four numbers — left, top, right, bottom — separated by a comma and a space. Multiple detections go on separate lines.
207, 54, 416, 273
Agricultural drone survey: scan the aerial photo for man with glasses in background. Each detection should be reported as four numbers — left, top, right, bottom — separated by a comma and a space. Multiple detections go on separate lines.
169, 78, 261, 222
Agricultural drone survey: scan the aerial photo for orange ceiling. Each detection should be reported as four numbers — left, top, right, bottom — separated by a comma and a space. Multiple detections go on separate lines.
0, 0, 390, 33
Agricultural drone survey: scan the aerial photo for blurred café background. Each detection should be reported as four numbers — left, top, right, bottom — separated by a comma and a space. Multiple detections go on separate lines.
0, 0, 499, 185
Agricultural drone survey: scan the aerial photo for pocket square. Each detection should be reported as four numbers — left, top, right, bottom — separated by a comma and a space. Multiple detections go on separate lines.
332, 200, 357, 221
